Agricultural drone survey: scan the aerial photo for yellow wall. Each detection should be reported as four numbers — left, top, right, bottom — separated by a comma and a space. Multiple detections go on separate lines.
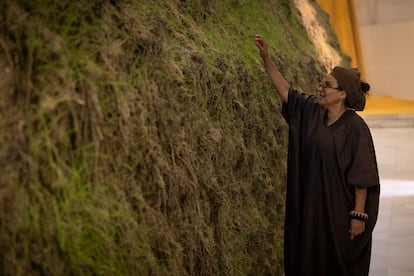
316, 0, 365, 79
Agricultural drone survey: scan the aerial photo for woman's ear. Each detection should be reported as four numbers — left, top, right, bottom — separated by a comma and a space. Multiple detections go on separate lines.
340, 90, 347, 101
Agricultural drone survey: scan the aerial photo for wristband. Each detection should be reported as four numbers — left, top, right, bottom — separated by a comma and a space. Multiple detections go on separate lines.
349, 211, 368, 222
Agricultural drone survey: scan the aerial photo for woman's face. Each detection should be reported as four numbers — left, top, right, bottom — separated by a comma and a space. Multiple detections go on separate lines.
318, 74, 346, 108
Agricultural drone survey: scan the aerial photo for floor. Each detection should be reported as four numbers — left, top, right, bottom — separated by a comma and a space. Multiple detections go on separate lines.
367, 121, 414, 276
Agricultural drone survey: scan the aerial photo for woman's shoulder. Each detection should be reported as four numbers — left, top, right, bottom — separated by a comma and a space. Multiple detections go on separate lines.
283, 87, 322, 124
345, 110, 372, 134
288, 87, 319, 106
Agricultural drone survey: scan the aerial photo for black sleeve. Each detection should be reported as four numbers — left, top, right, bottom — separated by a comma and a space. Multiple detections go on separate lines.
347, 121, 380, 188
282, 87, 311, 125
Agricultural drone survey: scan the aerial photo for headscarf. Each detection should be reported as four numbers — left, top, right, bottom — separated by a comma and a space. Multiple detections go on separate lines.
330, 66, 370, 111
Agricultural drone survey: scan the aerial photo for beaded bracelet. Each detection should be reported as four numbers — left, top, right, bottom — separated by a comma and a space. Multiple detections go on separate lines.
349, 211, 368, 222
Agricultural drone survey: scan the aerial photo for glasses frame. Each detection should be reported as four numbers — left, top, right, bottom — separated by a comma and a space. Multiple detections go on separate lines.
319, 81, 343, 91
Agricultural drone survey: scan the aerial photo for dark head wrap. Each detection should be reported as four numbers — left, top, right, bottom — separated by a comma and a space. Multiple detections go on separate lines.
330, 66, 370, 111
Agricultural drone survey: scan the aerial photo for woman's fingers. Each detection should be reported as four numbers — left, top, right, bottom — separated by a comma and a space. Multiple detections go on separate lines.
349, 219, 366, 240
254, 35, 266, 50
254, 34, 263, 44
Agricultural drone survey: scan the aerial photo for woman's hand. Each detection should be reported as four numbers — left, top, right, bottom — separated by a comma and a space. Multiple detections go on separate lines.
254, 34, 269, 59
349, 219, 365, 240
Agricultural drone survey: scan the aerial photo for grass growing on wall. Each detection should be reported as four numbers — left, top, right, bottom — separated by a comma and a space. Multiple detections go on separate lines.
0, 0, 344, 275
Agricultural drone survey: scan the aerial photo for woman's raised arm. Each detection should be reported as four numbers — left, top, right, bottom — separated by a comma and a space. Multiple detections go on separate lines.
254, 34, 289, 103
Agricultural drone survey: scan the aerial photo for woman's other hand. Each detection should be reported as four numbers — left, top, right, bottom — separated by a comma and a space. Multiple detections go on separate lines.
349, 219, 365, 240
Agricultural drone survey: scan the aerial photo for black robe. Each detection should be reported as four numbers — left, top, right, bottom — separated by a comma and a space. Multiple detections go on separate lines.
282, 88, 380, 276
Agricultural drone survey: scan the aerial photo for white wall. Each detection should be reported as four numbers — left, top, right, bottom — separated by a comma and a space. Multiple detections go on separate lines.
355, 0, 414, 100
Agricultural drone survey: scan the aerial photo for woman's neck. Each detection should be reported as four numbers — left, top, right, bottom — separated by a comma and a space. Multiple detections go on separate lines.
327, 105, 347, 126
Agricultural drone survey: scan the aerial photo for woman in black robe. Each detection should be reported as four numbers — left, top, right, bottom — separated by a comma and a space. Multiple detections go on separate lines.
254, 34, 380, 276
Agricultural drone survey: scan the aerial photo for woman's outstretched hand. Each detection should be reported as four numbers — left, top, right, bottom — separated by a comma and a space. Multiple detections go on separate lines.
254, 34, 269, 59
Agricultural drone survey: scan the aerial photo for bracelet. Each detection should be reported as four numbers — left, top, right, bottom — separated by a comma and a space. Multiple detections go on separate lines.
349, 211, 368, 222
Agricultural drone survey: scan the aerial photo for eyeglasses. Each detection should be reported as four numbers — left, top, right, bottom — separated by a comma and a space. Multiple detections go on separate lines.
319, 81, 343, 91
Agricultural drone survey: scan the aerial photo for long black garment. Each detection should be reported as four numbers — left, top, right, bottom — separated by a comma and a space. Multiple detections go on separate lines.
282, 88, 380, 276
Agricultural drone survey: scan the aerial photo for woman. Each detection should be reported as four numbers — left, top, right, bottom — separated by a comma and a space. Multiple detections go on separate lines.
254, 34, 380, 275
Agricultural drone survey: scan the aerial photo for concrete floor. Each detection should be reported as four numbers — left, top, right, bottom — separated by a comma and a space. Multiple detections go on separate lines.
368, 125, 414, 276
